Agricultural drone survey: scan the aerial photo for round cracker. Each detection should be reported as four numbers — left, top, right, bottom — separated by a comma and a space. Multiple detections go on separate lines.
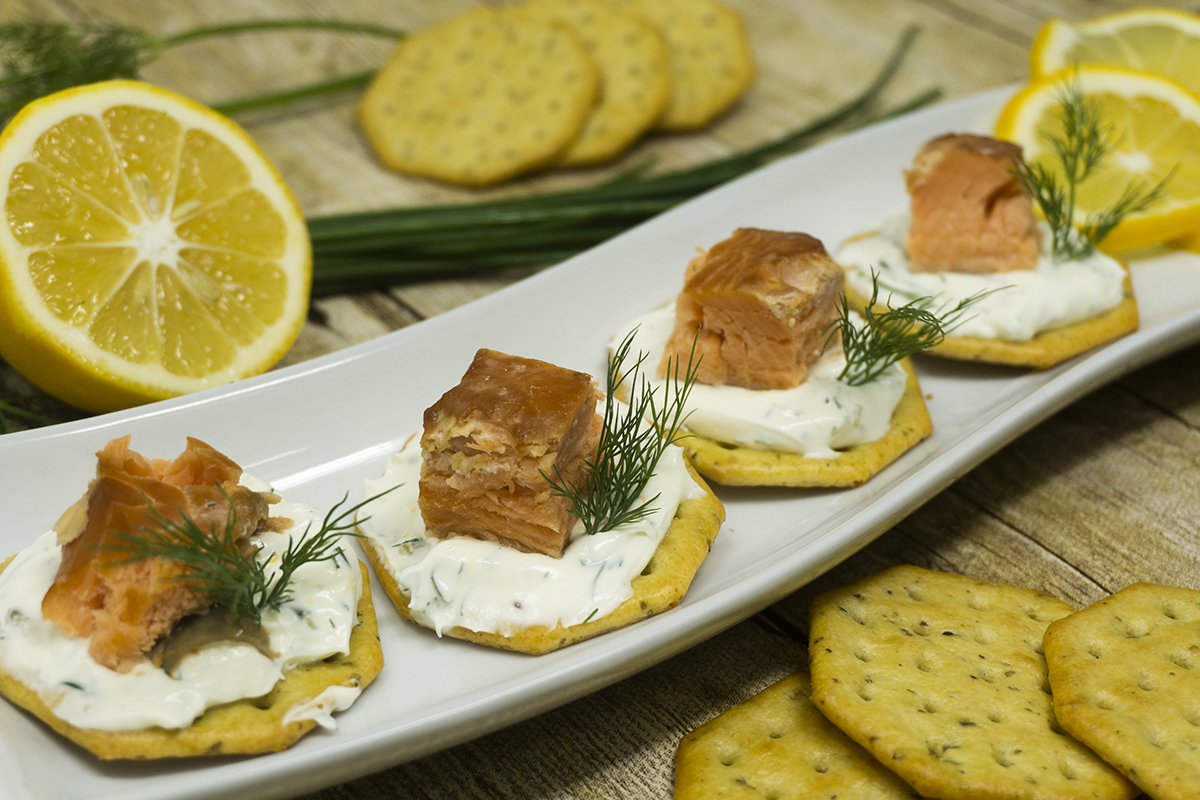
0, 559, 383, 760
681, 358, 933, 488
358, 8, 599, 186
809, 565, 1137, 800
842, 238, 1139, 369
1044, 583, 1200, 800
675, 672, 921, 800
523, 0, 671, 165
360, 461, 724, 655
610, 0, 753, 130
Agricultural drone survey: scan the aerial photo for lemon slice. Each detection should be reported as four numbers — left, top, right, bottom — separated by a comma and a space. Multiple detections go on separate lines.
1031, 8, 1200, 95
995, 66, 1200, 252
0, 80, 310, 414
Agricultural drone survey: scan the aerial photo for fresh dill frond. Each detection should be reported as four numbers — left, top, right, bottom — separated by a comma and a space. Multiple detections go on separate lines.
1011, 76, 1169, 261
827, 270, 998, 386
0, 23, 146, 122
0, 18, 406, 124
545, 329, 697, 536
104, 486, 391, 627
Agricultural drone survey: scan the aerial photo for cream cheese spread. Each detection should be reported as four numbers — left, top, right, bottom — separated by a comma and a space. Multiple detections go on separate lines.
836, 211, 1126, 342
0, 476, 362, 732
612, 302, 906, 458
358, 426, 705, 637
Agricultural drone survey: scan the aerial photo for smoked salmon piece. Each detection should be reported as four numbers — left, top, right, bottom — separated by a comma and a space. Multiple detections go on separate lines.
41, 437, 270, 672
419, 349, 602, 558
904, 133, 1040, 274
659, 228, 843, 390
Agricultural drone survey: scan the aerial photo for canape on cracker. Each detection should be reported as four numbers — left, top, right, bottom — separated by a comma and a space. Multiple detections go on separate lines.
356, 348, 724, 655
613, 227, 937, 488
836, 124, 1141, 369
0, 437, 382, 760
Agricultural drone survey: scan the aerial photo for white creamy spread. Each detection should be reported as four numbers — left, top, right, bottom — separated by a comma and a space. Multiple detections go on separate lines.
0, 475, 362, 732
836, 211, 1126, 342
612, 302, 906, 458
282, 684, 362, 731
357, 426, 705, 637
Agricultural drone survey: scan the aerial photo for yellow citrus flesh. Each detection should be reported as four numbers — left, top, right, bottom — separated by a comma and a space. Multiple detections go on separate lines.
995, 66, 1200, 252
1032, 8, 1200, 95
0, 80, 310, 413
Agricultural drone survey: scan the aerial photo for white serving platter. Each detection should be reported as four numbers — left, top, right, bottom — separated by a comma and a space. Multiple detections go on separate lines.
1, 86, 1198, 800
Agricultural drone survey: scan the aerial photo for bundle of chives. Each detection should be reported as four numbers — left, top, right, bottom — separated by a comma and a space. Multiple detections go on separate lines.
308, 26, 938, 295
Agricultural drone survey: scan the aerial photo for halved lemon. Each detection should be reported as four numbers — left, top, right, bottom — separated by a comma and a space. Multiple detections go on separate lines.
0, 80, 310, 414
1031, 8, 1200, 95
995, 65, 1200, 252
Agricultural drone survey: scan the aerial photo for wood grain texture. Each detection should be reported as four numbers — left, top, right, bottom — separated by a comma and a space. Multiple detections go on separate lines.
2, 1, 1199, 798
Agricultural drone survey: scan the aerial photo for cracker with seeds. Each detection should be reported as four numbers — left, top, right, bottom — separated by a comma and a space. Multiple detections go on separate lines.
358, 8, 599, 186
681, 358, 932, 488
609, 0, 753, 130
809, 565, 1137, 800
361, 460, 724, 655
675, 672, 925, 799
0, 560, 383, 760
842, 239, 1139, 369
523, 0, 671, 165
1044, 583, 1200, 800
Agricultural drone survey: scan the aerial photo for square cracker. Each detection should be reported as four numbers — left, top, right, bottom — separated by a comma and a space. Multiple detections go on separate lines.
675, 672, 924, 799
361, 461, 724, 654
681, 358, 932, 487
358, 8, 599, 186
1044, 583, 1200, 800
808, 565, 1137, 800
0, 560, 383, 760
844, 261, 1138, 369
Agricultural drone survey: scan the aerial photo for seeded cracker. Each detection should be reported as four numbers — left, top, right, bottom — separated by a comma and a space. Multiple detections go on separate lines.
523, 0, 671, 165
680, 358, 932, 487
358, 8, 599, 186
360, 460, 724, 655
609, 0, 753, 130
842, 234, 1139, 369
808, 565, 1137, 800
1044, 583, 1200, 800
0, 560, 383, 760
675, 672, 924, 799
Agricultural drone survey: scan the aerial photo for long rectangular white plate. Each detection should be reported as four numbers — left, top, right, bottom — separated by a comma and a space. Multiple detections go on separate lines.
1, 86, 1198, 800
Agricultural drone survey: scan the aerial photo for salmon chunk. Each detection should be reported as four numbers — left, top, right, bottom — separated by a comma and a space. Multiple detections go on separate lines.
659, 228, 843, 390
419, 349, 602, 558
41, 437, 270, 672
904, 133, 1040, 274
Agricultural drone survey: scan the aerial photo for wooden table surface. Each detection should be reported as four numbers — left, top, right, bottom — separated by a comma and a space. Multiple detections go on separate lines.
3, 1, 1199, 798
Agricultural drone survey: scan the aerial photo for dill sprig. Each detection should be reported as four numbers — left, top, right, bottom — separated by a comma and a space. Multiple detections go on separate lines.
1012, 77, 1170, 261
827, 270, 997, 386
545, 330, 697, 536
104, 487, 383, 627
0, 18, 406, 124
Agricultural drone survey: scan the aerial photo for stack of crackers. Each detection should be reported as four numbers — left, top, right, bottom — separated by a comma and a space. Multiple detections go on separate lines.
358, 0, 753, 187
676, 565, 1200, 800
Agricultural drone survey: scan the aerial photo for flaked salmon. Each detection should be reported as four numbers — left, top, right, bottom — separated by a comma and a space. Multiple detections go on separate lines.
41, 437, 270, 672
659, 228, 843, 390
419, 349, 602, 558
904, 133, 1040, 274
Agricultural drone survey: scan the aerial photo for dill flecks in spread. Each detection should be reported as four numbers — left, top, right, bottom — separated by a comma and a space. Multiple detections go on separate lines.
0, 442, 363, 733
837, 210, 1126, 342
615, 301, 906, 458
359, 428, 703, 637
